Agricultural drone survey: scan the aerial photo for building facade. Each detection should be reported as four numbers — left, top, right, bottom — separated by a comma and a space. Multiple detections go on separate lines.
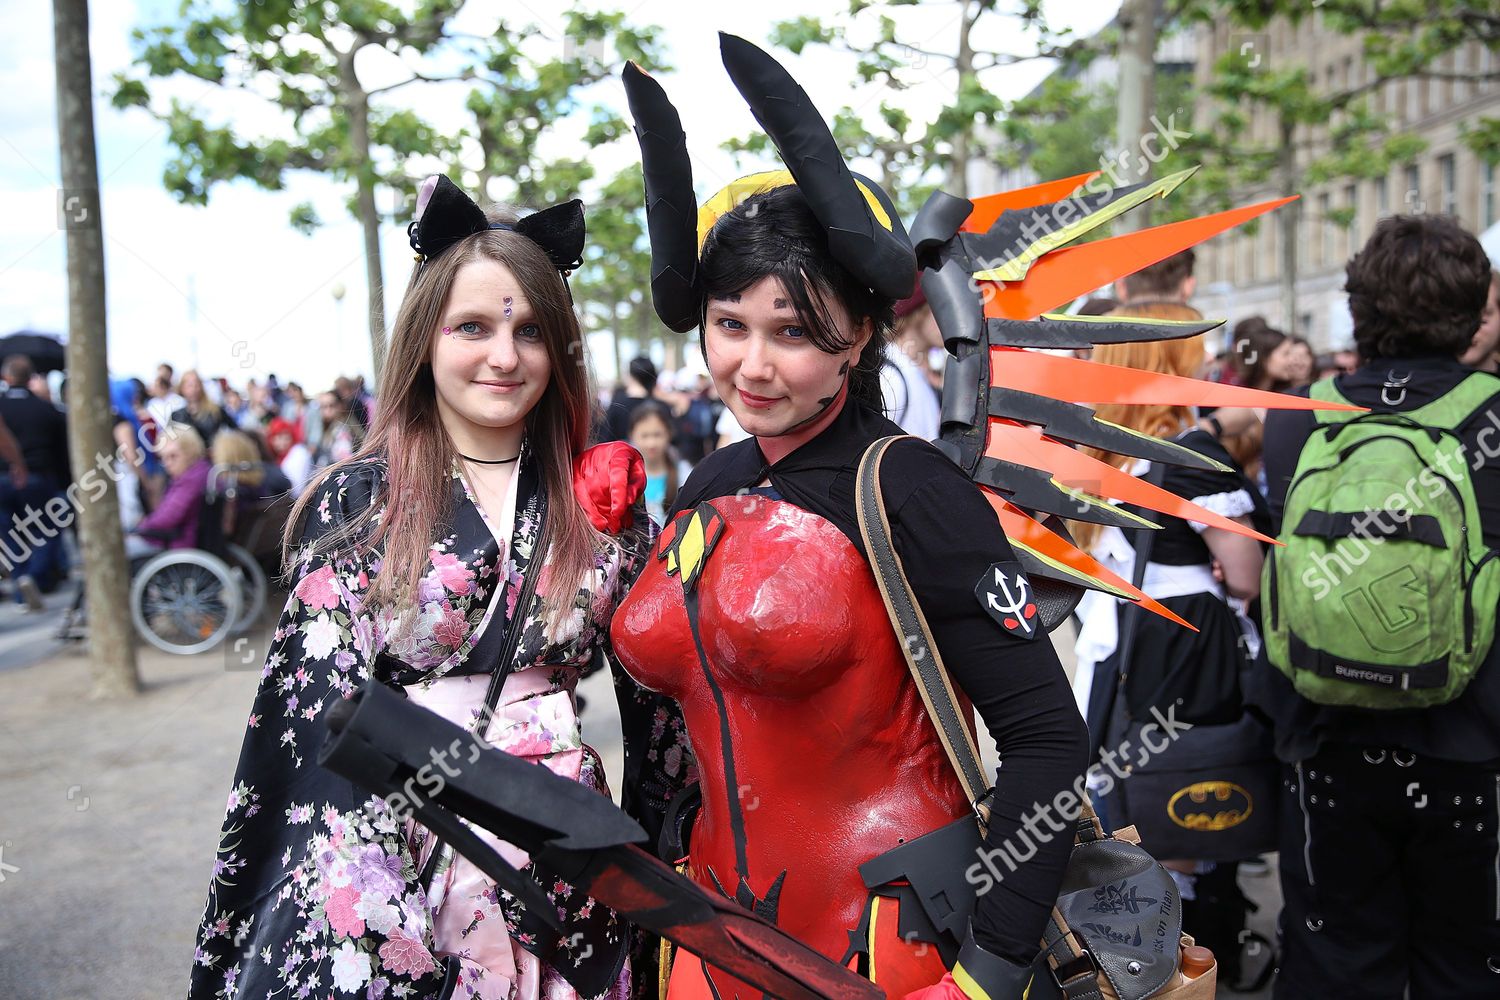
1189, 16, 1498, 350
971, 14, 1499, 353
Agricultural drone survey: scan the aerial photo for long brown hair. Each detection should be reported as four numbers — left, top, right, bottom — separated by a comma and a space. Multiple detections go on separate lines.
1070, 301, 1207, 553
285, 206, 602, 632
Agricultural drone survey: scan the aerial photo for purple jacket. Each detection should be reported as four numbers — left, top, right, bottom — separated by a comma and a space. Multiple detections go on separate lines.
135, 458, 210, 549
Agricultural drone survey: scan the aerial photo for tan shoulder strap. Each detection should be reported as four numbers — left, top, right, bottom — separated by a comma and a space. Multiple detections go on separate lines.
855, 436, 988, 805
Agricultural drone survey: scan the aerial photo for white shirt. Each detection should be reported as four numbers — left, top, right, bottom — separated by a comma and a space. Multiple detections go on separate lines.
280, 443, 314, 495
879, 344, 941, 440
146, 393, 185, 429
716, 405, 752, 446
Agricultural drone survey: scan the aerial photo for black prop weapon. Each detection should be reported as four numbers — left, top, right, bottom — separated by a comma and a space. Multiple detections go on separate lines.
320, 683, 881, 1000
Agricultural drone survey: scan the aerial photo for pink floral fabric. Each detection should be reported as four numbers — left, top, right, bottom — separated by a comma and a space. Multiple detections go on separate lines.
188, 454, 689, 1000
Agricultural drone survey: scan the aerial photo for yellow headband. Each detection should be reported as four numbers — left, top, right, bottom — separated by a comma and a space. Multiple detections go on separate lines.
696, 169, 895, 251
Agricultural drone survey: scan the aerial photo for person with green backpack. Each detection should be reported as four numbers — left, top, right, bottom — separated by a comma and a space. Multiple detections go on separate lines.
1254, 214, 1500, 998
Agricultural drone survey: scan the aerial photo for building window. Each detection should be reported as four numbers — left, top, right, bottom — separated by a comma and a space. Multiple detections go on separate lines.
1375, 175, 1389, 217
1320, 192, 1334, 264
1484, 161, 1496, 230
1439, 154, 1457, 216
1405, 163, 1422, 213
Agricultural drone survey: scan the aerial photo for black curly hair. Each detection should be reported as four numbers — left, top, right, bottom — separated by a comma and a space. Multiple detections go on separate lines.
1345, 214, 1491, 362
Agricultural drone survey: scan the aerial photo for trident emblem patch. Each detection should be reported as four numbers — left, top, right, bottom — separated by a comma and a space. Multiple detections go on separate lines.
975, 561, 1040, 640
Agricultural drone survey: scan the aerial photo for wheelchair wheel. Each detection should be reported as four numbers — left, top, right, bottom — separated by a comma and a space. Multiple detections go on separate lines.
130, 550, 243, 655
224, 543, 268, 633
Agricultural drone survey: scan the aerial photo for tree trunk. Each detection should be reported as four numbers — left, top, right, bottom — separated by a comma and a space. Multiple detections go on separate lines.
1277, 117, 1299, 335
341, 58, 387, 383
1113, 0, 1159, 234
53, 0, 139, 697
949, 0, 976, 200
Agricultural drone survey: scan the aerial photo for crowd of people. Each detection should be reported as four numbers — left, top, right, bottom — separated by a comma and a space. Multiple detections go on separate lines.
9, 39, 1500, 999
1, 220, 1493, 998
3, 211, 1495, 997
96, 367, 373, 558
88, 246, 1498, 579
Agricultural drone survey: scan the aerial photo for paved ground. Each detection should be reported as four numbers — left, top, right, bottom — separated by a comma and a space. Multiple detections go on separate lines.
0, 596, 1277, 999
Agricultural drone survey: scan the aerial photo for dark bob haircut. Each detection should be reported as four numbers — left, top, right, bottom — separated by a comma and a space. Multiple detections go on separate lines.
1345, 214, 1491, 362
697, 184, 893, 410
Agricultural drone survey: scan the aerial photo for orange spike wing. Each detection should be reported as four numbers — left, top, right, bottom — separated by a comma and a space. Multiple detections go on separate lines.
987, 493, 1195, 630
920, 168, 1366, 628
963, 171, 1099, 231
984, 419, 1277, 545
980, 197, 1297, 320
989, 347, 1364, 411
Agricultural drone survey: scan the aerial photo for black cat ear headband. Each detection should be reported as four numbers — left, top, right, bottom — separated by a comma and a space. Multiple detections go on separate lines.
407, 174, 586, 282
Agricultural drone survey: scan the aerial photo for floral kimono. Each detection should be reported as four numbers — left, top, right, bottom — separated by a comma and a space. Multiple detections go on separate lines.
189, 446, 692, 1000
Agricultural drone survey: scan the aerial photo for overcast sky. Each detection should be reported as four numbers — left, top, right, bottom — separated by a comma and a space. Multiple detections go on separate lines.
2, 1, 1114, 390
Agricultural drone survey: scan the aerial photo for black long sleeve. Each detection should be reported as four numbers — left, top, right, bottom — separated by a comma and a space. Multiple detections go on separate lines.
884, 439, 1090, 964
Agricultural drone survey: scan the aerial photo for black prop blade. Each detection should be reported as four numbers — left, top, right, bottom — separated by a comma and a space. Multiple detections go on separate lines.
321, 684, 881, 1000
987, 314, 1223, 350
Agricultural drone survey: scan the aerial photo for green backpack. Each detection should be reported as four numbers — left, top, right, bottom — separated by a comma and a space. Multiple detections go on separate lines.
1263, 372, 1500, 709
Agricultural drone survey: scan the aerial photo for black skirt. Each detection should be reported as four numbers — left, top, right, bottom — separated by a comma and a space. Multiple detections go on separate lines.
1104, 590, 1249, 729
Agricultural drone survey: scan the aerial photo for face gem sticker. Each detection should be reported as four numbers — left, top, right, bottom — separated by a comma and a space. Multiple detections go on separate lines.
975, 560, 1040, 640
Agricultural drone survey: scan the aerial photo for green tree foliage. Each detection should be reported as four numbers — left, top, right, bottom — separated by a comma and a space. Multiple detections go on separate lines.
112, 2, 668, 378
112, 0, 471, 375
743, 1, 1087, 202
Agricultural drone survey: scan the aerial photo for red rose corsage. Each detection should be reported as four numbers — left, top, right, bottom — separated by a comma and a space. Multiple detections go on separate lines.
571, 441, 646, 533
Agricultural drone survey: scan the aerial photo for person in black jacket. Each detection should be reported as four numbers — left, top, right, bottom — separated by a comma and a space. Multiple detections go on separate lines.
1254, 215, 1500, 998
0, 355, 67, 605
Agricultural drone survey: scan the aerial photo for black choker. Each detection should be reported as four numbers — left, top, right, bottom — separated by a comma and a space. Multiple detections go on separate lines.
459, 453, 519, 465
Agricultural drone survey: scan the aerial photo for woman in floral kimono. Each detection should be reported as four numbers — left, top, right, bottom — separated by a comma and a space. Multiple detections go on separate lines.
188, 175, 692, 1000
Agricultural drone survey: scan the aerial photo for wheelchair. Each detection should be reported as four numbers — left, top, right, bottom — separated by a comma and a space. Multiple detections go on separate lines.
60, 463, 293, 656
